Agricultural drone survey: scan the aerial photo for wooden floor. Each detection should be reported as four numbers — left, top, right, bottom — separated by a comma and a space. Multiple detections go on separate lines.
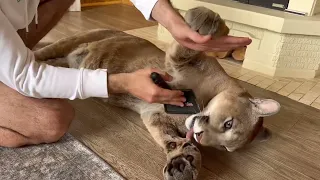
40, 4, 156, 42
225, 62, 320, 110
40, 4, 320, 180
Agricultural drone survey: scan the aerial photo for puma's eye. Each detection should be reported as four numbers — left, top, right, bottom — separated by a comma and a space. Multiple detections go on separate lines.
224, 119, 233, 129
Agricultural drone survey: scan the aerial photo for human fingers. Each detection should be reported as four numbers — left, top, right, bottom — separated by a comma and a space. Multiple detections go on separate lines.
173, 22, 211, 44
208, 36, 252, 47
194, 40, 251, 52
165, 101, 185, 107
177, 39, 210, 51
151, 87, 184, 101
163, 97, 189, 107
186, 30, 211, 44
177, 36, 251, 52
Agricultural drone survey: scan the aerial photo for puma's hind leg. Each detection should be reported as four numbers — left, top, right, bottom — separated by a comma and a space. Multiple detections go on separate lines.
34, 29, 126, 62
34, 43, 89, 69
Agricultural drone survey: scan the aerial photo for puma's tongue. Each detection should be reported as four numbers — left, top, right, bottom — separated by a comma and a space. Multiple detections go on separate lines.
186, 128, 194, 140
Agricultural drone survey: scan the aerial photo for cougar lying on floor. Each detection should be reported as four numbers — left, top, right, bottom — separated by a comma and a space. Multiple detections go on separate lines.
35, 7, 280, 180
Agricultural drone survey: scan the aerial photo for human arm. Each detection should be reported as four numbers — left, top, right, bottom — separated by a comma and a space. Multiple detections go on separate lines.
0, 10, 108, 100
0, 8, 184, 105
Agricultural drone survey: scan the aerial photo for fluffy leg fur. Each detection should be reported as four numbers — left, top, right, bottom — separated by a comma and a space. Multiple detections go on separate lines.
141, 111, 201, 180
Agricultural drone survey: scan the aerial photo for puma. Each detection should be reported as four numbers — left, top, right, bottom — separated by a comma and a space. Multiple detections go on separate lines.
34, 7, 280, 180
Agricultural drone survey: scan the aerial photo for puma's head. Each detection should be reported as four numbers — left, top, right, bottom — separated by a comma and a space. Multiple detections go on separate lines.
185, 91, 280, 152
181, 7, 280, 151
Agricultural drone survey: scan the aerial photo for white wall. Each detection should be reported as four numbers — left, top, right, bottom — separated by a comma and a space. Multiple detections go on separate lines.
287, 0, 316, 15
69, 0, 81, 12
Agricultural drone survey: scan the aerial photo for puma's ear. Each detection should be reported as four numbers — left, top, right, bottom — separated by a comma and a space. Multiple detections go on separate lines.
250, 98, 281, 117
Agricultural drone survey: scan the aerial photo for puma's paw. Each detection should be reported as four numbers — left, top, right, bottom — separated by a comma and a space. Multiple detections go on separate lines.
184, 6, 229, 37
163, 155, 197, 180
163, 142, 201, 180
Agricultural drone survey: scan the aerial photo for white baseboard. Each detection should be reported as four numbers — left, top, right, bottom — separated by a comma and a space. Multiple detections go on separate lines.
69, 0, 81, 12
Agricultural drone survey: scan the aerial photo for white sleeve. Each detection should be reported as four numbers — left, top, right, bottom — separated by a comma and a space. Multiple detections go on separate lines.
130, 0, 159, 20
0, 10, 108, 100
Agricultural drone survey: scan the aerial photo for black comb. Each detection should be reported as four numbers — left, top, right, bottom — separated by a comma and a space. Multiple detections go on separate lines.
150, 72, 200, 114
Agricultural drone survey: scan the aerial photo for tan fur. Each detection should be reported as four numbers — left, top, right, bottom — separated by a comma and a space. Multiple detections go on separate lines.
34, 7, 280, 180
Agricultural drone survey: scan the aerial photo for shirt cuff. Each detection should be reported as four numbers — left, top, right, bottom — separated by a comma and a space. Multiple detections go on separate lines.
130, 0, 159, 21
81, 68, 108, 99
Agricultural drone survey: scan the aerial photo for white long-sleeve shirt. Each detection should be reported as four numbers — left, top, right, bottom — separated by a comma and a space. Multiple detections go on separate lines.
130, 0, 158, 20
0, 0, 158, 100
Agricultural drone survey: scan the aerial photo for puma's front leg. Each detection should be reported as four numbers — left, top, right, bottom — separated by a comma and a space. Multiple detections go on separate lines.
141, 112, 201, 180
163, 140, 201, 180
165, 7, 229, 73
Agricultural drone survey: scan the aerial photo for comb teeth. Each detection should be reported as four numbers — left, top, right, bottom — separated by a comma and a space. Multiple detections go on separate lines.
164, 90, 200, 114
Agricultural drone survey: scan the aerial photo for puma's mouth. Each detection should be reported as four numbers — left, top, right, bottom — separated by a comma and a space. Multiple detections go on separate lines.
186, 117, 196, 140
193, 131, 203, 143
186, 117, 197, 140
186, 128, 203, 143
186, 128, 194, 140
185, 115, 204, 143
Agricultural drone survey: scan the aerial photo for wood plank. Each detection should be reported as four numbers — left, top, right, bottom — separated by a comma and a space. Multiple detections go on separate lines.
81, 1, 121, 7
238, 72, 258, 82
40, 5, 156, 43
41, 29, 68, 43
292, 81, 316, 94
311, 96, 320, 109
122, 0, 133, 5
288, 93, 304, 101
311, 101, 320, 109
80, 5, 156, 31
247, 75, 267, 85
81, 0, 121, 7
299, 83, 320, 105
228, 68, 251, 78
81, 0, 110, 3
256, 78, 276, 89
277, 81, 302, 96
266, 81, 290, 92
69, 0, 81, 12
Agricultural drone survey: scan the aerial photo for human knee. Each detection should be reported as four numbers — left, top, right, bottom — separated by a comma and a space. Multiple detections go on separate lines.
39, 100, 75, 143
0, 101, 75, 146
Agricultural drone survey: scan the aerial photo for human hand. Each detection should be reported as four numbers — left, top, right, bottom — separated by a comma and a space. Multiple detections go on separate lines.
108, 68, 186, 106
151, 0, 251, 52
169, 20, 252, 52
